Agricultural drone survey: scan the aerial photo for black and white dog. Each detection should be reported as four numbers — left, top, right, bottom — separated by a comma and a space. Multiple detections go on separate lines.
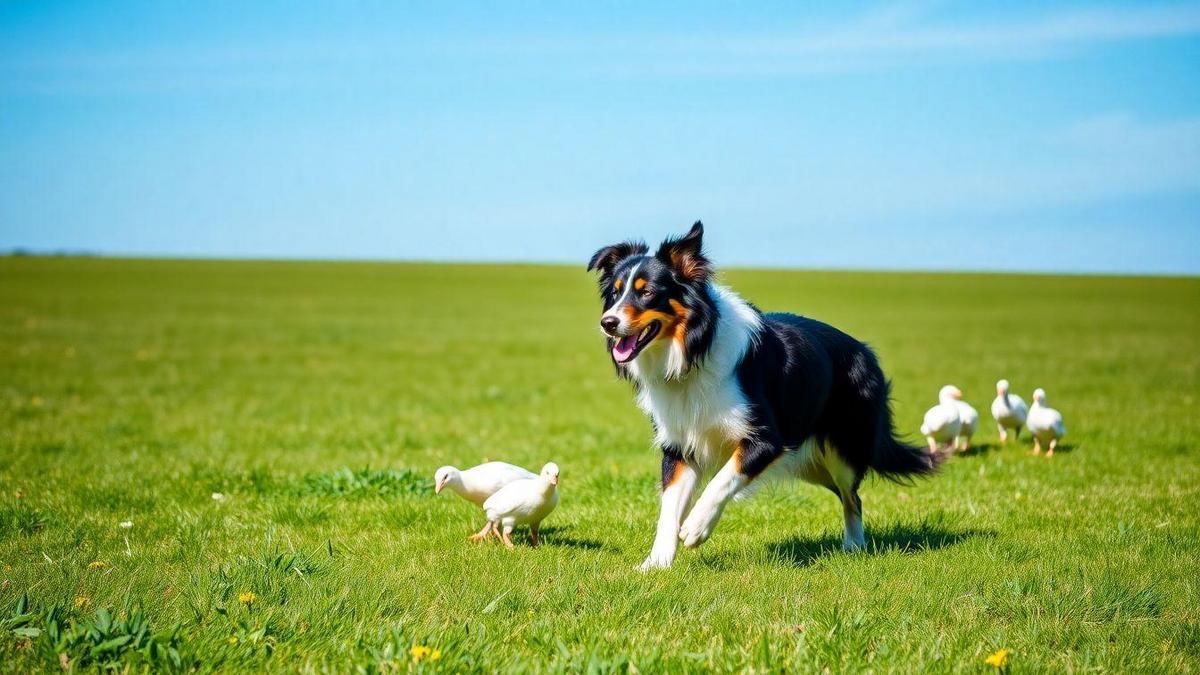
588, 222, 941, 569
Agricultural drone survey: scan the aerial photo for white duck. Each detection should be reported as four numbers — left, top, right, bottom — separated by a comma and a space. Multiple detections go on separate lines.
1026, 388, 1067, 457
482, 462, 560, 549
434, 462, 536, 540
942, 385, 979, 451
920, 385, 962, 453
990, 379, 1028, 444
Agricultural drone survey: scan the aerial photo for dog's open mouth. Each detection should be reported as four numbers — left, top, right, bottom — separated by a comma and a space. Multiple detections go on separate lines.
612, 321, 660, 364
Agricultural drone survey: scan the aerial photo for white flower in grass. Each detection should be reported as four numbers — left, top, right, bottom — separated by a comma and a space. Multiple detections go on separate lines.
119, 520, 133, 528
212, 492, 226, 501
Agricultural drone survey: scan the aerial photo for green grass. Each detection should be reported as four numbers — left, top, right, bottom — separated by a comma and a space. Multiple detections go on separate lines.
1, 256, 1198, 673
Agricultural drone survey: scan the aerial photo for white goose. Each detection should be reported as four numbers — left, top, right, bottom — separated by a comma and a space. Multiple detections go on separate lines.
1026, 388, 1067, 457
990, 379, 1028, 444
482, 462, 560, 549
943, 385, 979, 451
434, 462, 536, 540
920, 385, 962, 453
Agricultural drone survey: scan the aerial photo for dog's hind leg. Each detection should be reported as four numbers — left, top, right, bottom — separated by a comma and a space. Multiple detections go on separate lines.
826, 450, 866, 552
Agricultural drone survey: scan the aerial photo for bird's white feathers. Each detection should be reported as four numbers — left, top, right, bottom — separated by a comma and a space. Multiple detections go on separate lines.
434, 461, 536, 506
1026, 388, 1067, 442
953, 399, 979, 439
990, 379, 1028, 431
483, 462, 560, 530
921, 386, 962, 443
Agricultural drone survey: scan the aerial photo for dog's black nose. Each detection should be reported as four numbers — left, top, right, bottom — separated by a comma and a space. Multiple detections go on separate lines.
600, 316, 620, 334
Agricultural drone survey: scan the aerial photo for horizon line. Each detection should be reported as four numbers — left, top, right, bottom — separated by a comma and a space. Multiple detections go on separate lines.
4, 249, 1197, 281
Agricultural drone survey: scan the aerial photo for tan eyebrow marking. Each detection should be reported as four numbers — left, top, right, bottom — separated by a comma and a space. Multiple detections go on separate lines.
614, 278, 623, 291
634, 278, 647, 291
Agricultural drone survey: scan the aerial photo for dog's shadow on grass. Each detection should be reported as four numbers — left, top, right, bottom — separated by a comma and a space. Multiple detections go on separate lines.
766, 522, 994, 568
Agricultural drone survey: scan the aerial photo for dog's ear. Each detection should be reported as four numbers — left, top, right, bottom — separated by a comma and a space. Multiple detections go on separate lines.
587, 240, 648, 280
656, 220, 710, 284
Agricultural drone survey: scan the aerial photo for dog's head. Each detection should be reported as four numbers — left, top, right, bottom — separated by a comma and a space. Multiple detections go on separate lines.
587, 221, 718, 377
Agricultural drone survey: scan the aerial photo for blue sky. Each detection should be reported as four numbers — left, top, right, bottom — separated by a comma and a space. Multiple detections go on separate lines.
2, 1, 1198, 274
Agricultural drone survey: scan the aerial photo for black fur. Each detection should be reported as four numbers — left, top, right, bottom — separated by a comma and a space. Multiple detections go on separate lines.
734, 313, 938, 484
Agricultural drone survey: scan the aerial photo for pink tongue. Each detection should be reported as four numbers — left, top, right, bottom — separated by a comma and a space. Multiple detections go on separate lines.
612, 335, 638, 362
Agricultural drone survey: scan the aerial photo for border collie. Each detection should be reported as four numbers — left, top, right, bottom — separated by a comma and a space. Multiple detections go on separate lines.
587, 222, 941, 570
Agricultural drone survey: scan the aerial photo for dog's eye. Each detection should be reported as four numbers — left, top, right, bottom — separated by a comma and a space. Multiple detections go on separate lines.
640, 288, 654, 300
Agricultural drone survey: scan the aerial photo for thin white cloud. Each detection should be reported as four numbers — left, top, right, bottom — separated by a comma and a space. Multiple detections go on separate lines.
726, 4, 1200, 58
431, 3, 1200, 78
6, 2, 1200, 81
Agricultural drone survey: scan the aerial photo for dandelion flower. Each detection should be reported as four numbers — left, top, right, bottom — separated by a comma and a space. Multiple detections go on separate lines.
88, 561, 105, 570
119, 521, 133, 529
431, 649, 442, 661
985, 648, 1010, 668
73, 596, 90, 609
227, 636, 239, 645
410, 645, 432, 662
238, 591, 257, 605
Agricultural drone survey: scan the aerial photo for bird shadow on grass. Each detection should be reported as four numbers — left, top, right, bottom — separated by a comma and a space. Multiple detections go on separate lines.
537, 526, 616, 552
765, 522, 995, 568
954, 442, 999, 458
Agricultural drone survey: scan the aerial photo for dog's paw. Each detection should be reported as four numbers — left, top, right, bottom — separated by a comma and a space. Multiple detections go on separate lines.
678, 508, 715, 549
637, 552, 674, 571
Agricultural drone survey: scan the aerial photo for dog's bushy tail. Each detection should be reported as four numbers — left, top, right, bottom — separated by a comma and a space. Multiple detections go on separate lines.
871, 433, 945, 484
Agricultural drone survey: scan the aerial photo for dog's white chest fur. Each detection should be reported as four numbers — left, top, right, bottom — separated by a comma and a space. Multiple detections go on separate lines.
637, 372, 753, 470
628, 285, 762, 471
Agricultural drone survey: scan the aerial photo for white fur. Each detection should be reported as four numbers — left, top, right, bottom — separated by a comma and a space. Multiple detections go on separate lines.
638, 463, 699, 570
628, 284, 762, 471
679, 457, 746, 548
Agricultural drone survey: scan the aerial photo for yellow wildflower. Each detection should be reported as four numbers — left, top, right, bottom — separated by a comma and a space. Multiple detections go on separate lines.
238, 591, 257, 605
410, 645, 432, 662
88, 561, 105, 570
985, 648, 1010, 668
228, 635, 239, 645
73, 596, 90, 609
431, 649, 442, 661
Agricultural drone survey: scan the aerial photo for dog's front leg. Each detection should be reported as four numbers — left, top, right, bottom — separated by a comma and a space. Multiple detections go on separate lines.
679, 436, 779, 549
639, 448, 699, 571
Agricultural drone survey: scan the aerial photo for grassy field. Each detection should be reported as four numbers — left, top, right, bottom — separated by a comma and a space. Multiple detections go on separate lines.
1, 256, 1198, 673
